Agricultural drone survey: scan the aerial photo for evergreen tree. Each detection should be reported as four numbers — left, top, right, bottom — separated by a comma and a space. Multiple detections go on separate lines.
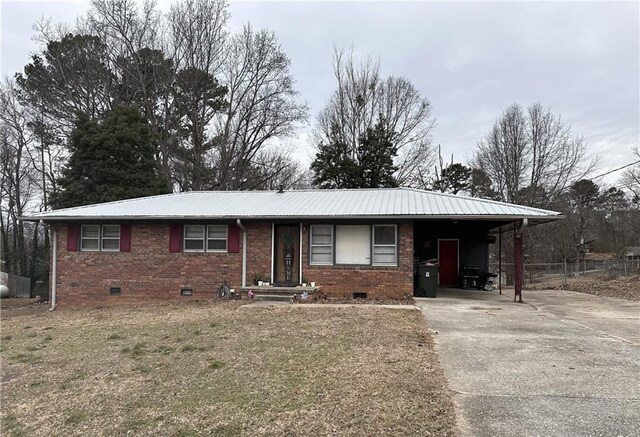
310, 126, 361, 189
51, 106, 169, 208
357, 121, 398, 188
432, 163, 471, 194
468, 168, 499, 199
311, 118, 398, 188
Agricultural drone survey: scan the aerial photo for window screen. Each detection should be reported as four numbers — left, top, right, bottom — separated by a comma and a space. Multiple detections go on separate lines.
207, 225, 227, 251
81, 225, 100, 251
373, 225, 397, 265
101, 225, 120, 251
310, 225, 333, 264
184, 225, 205, 251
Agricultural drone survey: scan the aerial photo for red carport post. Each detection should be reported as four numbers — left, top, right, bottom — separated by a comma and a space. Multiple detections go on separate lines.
514, 232, 524, 303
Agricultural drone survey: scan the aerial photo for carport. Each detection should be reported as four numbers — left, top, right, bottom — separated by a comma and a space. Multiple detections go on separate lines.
413, 214, 562, 301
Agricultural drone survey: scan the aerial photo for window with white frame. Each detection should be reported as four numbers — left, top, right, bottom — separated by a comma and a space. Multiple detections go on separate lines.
372, 225, 397, 266
335, 225, 371, 265
184, 225, 205, 251
81, 225, 100, 251
184, 224, 228, 252
309, 224, 399, 266
310, 225, 333, 265
207, 225, 227, 252
101, 225, 121, 251
81, 224, 120, 252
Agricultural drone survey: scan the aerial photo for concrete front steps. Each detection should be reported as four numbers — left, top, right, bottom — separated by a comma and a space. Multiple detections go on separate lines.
240, 286, 321, 303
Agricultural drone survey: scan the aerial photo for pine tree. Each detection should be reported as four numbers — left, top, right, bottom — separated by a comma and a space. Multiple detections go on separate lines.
311, 117, 398, 188
357, 121, 398, 188
51, 106, 170, 208
310, 126, 361, 189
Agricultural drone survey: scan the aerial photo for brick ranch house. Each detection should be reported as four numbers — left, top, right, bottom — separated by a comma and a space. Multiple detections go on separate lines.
21, 188, 561, 308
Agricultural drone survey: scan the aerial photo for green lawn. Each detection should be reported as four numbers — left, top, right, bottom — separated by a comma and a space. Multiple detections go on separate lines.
0, 300, 455, 436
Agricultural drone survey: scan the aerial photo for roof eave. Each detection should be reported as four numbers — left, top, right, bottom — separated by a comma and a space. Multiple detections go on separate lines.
21, 214, 564, 223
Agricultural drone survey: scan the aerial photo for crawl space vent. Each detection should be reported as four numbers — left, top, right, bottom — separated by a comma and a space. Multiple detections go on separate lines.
109, 287, 122, 295
181, 288, 193, 296
353, 292, 367, 299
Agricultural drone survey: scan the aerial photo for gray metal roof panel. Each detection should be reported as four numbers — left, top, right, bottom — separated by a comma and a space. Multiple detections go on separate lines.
21, 188, 562, 221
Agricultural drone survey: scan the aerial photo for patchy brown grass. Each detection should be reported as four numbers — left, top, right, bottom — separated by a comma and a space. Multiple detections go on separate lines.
0, 301, 455, 436
526, 275, 640, 301
0, 298, 48, 318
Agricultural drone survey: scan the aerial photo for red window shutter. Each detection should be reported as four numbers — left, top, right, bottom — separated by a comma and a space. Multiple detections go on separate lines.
67, 225, 79, 251
228, 225, 240, 253
169, 224, 182, 253
120, 224, 132, 252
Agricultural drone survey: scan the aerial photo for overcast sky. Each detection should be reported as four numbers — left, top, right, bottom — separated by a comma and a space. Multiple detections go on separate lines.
1, 0, 638, 185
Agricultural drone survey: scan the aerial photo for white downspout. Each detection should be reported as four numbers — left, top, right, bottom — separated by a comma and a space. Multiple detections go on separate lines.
299, 223, 303, 285
236, 219, 247, 288
517, 218, 529, 235
50, 225, 57, 311
271, 223, 275, 283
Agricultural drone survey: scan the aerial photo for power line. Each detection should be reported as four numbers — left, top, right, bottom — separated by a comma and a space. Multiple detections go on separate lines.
590, 160, 640, 180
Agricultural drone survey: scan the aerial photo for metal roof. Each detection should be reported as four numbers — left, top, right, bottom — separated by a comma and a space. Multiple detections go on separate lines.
21, 188, 562, 222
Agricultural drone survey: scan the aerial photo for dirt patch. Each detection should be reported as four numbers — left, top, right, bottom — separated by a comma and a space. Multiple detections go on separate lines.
526, 275, 640, 301
0, 300, 455, 436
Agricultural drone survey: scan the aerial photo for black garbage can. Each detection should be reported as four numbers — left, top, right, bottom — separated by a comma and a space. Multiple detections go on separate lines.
416, 265, 438, 298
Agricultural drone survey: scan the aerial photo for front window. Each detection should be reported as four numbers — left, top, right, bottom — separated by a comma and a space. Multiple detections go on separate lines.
309, 224, 399, 266
373, 225, 397, 266
81, 225, 100, 251
184, 225, 228, 252
310, 225, 333, 265
207, 225, 227, 252
81, 225, 120, 252
101, 225, 121, 251
184, 225, 205, 252
335, 225, 371, 265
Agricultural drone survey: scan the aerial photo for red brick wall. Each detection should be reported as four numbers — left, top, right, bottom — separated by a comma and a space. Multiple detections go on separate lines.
51, 221, 414, 307
245, 223, 272, 285
301, 222, 414, 300
52, 223, 247, 308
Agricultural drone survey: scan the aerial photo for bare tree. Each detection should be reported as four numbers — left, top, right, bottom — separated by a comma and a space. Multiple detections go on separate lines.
315, 48, 436, 186
213, 25, 308, 190
621, 146, 640, 201
243, 147, 310, 190
473, 103, 595, 208
163, 0, 231, 191
15, 0, 307, 196
86, 0, 177, 183
0, 79, 38, 276
169, 0, 229, 74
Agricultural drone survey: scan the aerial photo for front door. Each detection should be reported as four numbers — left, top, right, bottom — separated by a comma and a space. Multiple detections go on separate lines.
273, 225, 300, 286
438, 239, 458, 286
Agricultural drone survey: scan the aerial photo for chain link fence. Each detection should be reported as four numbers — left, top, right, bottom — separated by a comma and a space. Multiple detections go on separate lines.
490, 259, 640, 286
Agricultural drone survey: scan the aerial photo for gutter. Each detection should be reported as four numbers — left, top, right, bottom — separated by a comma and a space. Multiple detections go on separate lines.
19, 214, 565, 222
236, 219, 247, 288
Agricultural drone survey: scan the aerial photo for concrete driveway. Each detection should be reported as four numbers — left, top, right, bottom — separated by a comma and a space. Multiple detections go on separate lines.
416, 289, 640, 437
